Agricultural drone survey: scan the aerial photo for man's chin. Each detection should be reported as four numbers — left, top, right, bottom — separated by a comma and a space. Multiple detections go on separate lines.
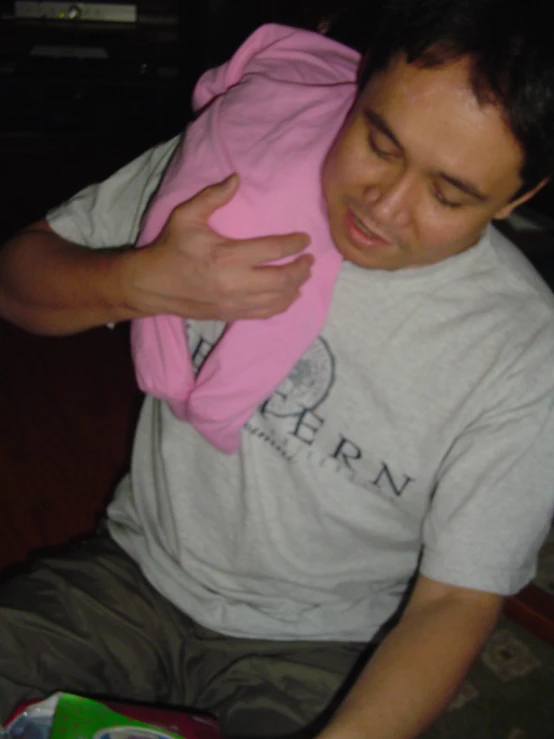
333, 236, 404, 271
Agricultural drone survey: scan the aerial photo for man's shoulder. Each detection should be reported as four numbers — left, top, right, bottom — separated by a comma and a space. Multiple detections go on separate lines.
47, 136, 180, 248
158, 27, 358, 228
485, 224, 554, 312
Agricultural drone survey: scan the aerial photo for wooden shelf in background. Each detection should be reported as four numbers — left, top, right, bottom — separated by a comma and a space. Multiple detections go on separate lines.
504, 584, 554, 647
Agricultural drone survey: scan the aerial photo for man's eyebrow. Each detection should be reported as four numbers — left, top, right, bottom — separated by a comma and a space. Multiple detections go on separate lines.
438, 173, 488, 202
363, 108, 404, 151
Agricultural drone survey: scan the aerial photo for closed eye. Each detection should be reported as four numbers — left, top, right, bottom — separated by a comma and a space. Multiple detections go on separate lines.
434, 188, 463, 209
369, 132, 399, 160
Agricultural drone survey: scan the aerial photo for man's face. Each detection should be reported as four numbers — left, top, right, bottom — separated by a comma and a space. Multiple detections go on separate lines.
322, 54, 534, 270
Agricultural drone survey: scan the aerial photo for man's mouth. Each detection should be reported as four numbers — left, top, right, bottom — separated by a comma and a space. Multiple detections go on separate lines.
345, 209, 391, 249
354, 214, 386, 239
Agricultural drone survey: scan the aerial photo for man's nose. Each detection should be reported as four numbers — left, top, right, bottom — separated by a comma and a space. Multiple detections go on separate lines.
364, 172, 415, 228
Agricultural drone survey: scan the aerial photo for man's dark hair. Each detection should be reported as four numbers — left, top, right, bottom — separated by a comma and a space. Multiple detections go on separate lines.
359, 0, 554, 195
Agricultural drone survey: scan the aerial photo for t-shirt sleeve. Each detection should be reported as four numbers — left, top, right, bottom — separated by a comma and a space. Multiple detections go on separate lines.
420, 321, 554, 595
47, 135, 180, 249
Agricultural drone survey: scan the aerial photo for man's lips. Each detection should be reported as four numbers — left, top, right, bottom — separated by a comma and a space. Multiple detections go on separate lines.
345, 209, 392, 249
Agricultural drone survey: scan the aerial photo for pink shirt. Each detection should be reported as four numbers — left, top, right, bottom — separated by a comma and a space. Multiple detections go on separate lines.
131, 24, 359, 452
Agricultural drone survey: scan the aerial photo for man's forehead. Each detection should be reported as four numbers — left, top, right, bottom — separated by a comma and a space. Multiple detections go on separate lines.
360, 53, 473, 101
359, 52, 510, 126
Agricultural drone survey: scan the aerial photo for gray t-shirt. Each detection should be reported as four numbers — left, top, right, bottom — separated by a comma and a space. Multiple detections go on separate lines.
48, 139, 554, 642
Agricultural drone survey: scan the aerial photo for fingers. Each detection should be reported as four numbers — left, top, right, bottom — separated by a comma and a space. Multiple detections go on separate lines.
170, 178, 311, 265
206, 251, 312, 303
159, 282, 301, 322
227, 231, 312, 268
212, 288, 303, 322
253, 254, 313, 292
181, 174, 240, 222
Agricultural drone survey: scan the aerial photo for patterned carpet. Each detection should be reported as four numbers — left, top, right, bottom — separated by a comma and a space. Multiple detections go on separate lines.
424, 527, 554, 739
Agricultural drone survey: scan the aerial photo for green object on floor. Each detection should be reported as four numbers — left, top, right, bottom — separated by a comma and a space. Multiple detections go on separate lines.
51, 695, 182, 739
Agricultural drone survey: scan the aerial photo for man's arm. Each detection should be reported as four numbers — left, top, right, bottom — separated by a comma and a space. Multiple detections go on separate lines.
319, 574, 503, 739
0, 176, 312, 336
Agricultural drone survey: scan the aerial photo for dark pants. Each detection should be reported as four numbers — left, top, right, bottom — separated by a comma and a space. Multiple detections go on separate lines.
0, 534, 373, 737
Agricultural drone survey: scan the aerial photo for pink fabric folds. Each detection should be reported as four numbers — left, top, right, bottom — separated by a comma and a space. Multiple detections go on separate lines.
130, 24, 359, 453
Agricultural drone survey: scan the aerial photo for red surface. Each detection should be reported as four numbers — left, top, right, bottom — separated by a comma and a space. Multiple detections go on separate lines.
505, 584, 554, 647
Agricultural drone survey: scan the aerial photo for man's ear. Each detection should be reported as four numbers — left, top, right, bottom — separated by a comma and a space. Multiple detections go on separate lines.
494, 178, 550, 220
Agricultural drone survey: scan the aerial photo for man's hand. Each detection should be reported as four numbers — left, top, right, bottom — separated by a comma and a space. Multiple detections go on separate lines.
0, 175, 313, 335
122, 174, 313, 321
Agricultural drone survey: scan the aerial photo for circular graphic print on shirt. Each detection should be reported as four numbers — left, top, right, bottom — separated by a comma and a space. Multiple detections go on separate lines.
263, 336, 335, 417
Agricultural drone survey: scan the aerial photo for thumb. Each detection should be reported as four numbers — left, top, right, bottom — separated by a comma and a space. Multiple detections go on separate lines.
185, 174, 239, 223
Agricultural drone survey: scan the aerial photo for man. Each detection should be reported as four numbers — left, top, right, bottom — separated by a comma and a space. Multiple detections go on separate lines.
1, 1, 553, 738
